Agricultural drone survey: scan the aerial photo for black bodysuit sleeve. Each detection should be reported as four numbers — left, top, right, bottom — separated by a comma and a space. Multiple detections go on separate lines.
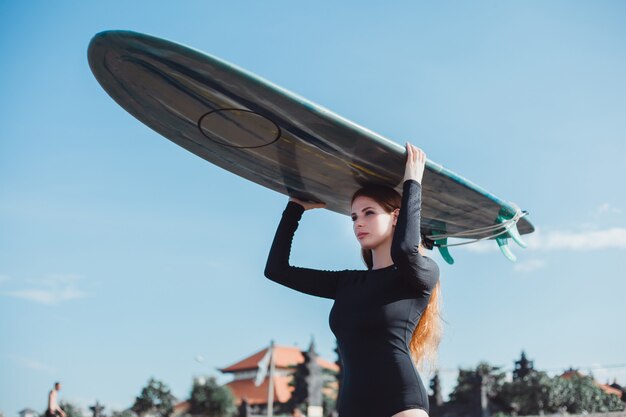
264, 201, 343, 300
391, 179, 440, 293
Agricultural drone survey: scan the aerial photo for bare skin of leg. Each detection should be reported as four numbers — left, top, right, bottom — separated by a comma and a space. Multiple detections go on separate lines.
392, 409, 428, 417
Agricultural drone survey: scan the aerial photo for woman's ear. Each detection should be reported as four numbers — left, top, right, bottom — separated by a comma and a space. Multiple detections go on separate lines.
393, 208, 400, 226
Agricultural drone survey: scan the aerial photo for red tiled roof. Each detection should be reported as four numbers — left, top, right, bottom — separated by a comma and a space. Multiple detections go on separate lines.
226, 375, 293, 405
598, 383, 623, 397
560, 370, 623, 397
560, 370, 584, 379
220, 345, 339, 373
172, 401, 190, 417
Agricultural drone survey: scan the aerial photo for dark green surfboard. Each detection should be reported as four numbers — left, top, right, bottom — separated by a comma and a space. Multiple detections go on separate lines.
88, 30, 534, 263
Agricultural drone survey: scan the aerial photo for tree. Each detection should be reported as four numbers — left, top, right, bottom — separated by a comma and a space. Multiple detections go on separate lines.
449, 362, 507, 417
58, 402, 84, 417
333, 340, 342, 413
188, 376, 236, 417
429, 372, 444, 408
132, 378, 176, 417
449, 362, 506, 404
110, 411, 136, 417
497, 371, 625, 416
512, 351, 534, 381
288, 349, 312, 411
547, 373, 624, 414
498, 371, 552, 415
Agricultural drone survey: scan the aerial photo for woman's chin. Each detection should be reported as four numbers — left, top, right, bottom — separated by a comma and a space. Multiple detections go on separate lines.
358, 242, 375, 250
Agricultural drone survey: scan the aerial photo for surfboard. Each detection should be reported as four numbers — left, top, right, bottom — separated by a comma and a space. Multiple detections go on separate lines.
88, 30, 534, 263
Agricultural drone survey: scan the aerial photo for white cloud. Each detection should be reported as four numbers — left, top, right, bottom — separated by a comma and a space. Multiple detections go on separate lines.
2, 274, 88, 305
595, 203, 622, 216
5, 287, 86, 305
460, 227, 626, 253
538, 228, 626, 251
514, 259, 546, 272
12, 355, 56, 373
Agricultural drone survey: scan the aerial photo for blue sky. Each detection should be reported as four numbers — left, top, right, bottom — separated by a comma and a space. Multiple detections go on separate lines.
2, 1, 626, 415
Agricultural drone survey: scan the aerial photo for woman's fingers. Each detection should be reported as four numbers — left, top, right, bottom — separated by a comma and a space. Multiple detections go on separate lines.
406, 142, 425, 163
406, 142, 415, 162
289, 197, 326, 211
403, 142, 426, 184
415, 146, 425, 163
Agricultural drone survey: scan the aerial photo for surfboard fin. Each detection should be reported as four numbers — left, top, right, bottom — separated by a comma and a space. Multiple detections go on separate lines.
430, 231, 454, 265
496, 235, 517, 262
508, 223, 527, 248
437, 243, 455, 265
495, 208, 526, 261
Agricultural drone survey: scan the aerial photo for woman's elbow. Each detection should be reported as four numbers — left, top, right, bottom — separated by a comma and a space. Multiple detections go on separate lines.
391, 240, 419, 258
418, 262, 440, 291
264, 260, 287, 281
264, 263, 277, 280
391, 245, 418, 268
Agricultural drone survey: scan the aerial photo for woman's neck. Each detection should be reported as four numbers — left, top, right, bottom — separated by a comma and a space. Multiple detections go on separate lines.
371, 239, 394, 270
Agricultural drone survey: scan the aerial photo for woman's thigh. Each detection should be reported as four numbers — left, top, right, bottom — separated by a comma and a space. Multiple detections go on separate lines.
391, 408, 428, 417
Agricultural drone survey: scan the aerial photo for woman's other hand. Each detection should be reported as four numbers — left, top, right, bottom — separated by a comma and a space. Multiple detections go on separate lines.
289, 197, 326, 211
403, 142, 426, 185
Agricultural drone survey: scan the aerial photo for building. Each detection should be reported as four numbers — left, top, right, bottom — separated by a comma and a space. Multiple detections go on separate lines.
609, 381, 626, 401
219, 343, 339, 411
19, 409, 39, 417
561, 369, 624, 399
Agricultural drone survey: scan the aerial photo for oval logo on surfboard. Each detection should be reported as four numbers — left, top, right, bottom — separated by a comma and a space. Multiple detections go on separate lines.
197, 108, 281, 149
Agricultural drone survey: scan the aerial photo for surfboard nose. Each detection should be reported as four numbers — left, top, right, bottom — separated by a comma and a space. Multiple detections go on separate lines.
198, 108, 281, 149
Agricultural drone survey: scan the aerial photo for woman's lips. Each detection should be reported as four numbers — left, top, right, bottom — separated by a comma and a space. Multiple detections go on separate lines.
357, 232, 369, 239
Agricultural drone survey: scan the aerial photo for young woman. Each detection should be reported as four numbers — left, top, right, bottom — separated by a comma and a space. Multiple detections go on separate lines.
265, 143, 442, 417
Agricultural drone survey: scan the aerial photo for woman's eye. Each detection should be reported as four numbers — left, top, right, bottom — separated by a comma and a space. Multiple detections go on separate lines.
365, 211, 374, 215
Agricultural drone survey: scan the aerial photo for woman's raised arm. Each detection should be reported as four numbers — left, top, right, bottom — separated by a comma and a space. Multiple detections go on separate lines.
264, 200, 347, 300
390, 144, 439, 293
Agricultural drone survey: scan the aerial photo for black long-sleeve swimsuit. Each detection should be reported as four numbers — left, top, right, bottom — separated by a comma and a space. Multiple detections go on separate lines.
264, 180, 440, 417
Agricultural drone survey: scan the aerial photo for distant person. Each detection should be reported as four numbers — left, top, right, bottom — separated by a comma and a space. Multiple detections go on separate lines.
46, 382, 66, 417
265, 143, 442, 417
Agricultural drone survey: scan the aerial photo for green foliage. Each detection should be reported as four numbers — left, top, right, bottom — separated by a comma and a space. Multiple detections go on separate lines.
321, 366, 338, 414
288, 357, 310, 410
332, 340, 342, 414
449, 367, 479, 405
498, 371, 553, 415
110, 410, 137, 417
546, 374, 624, 414
492, 371, 625, 416
448, 362, 506, 407
131, 378, 176, 417
58, 401, 84, 417
188, 377, 236, 417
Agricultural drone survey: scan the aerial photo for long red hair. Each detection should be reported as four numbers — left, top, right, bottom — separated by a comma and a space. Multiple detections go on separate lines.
351, 184, 443, 370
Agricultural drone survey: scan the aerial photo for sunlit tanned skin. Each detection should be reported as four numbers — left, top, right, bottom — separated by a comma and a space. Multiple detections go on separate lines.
47, 382, 66, 417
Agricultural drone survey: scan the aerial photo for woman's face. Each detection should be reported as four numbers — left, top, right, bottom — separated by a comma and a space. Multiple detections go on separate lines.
351, 196, 398, 250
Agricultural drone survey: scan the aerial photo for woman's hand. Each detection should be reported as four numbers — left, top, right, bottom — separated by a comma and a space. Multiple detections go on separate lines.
403, 142, 426, 185
289, 197, 326, 211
